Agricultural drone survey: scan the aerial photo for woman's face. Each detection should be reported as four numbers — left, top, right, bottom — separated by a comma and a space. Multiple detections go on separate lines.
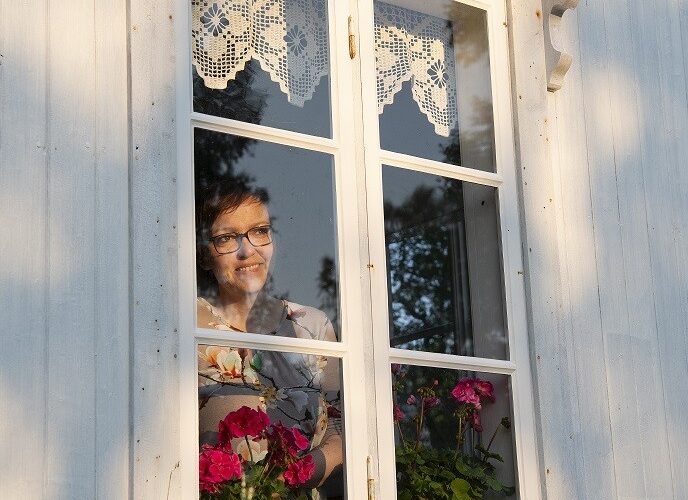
208, 200, 273, 298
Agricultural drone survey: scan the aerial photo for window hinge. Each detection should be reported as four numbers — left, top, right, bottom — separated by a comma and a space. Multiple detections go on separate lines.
348, 16, 357, 59
367, 456, 375, 500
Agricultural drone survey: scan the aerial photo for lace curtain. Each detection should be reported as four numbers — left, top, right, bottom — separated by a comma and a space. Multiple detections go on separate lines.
374, 2, 458, 137
192, 0, 458, 136
191, 0, 329, 107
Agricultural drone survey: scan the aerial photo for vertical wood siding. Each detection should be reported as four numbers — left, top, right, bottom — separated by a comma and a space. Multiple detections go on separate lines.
129, 0, 181, 497
0, 0, 129, 498
528, 0, 688, 498
2, 0, 687, 498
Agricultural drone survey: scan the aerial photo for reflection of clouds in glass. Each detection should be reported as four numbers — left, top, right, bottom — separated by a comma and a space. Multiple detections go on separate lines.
448, 2, 489, 66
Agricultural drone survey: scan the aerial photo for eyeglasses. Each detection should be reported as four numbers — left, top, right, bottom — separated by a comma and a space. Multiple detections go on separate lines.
208, 225, 273, 254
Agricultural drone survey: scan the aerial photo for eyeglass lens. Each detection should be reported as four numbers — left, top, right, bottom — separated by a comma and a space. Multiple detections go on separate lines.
213, 227, 272, 254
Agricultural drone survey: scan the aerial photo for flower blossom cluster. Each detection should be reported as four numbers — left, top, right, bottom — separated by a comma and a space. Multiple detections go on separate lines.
218, 406, 270, 442
450, 377, 495, 431
199, 444, 242, 494
199, 405, 315, 496
284, 454, 316, 487
265, 421, 310, 468
391, 367, 497, 435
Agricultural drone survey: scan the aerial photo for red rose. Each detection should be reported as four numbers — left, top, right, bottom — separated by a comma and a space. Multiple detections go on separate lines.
218, 406, 270, 442
199, 444, 242, 492
283, 454, 316, 487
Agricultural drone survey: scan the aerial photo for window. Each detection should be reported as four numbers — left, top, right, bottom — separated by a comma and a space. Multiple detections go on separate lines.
177, 0, 539, 498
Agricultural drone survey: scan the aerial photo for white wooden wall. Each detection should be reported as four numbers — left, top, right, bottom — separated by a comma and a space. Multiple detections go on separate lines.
1, 0, 686, 499
0, 0, 131, 499
513, 0, 688, 498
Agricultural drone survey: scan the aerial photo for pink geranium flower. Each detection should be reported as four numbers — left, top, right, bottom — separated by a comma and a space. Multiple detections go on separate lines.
473, 379, 495, 402
423, 396, 441, 411
393, 404, 405, 422
450, 377, 496, 432
283, 454, 316, 487
266, 422, 311, 467
199, 444, 242, 493
451, 379, 481, 408
406, 394, 417, 405
218, 406, 270, 443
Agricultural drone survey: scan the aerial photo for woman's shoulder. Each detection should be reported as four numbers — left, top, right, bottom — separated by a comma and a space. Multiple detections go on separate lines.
197, 297, 234, 330
283, 301, 335, 341
284, 300, 330, 324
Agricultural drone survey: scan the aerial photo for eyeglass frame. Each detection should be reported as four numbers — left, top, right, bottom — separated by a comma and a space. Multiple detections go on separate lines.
206, 225, 273, 255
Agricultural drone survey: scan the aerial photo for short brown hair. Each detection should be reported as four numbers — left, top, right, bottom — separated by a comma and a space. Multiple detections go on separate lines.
196, 181, 269, 243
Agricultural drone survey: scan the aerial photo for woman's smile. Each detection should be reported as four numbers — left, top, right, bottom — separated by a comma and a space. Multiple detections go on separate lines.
209, 201, 274, 298
235, 263, 263, 273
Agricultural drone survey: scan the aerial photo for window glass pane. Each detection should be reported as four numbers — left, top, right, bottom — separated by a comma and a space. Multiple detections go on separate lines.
192, 0, 332, 137
199, 344, 345, 498
391, 364, 516, 499
195, 128, 340, 340
376, 0, 496, 171
383, 166, 507, 359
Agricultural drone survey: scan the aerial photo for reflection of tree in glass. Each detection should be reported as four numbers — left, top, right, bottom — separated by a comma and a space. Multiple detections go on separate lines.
317, 256, 339, 336
193, 61, 268, 124
384, 177, 472, 355
442, 96, 494, 169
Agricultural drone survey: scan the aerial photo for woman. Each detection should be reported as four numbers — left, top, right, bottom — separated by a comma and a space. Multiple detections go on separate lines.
196, 181, 343, 497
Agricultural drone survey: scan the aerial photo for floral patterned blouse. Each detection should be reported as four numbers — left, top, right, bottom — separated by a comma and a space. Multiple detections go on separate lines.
196, 297, 343, 494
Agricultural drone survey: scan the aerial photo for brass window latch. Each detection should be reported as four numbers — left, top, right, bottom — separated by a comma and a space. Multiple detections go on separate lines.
367, 456, 375, 500
348, 16, 357, 59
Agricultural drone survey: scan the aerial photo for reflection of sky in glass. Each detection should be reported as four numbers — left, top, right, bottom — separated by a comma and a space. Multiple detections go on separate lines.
378, 1, 496, 171
194, 64, 332, 137
194, 131, 338, 329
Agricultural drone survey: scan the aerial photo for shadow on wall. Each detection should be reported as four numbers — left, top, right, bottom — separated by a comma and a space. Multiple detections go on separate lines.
0, 2, 133, 498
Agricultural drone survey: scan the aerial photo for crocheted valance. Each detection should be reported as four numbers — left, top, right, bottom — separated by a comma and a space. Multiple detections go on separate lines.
192, 0, 458, 135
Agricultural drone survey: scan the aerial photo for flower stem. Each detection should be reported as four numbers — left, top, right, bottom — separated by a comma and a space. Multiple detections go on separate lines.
456, 415, 463, 451
396, 420, 406, 447
415, 399, 425, 452
486, 423, 500, 452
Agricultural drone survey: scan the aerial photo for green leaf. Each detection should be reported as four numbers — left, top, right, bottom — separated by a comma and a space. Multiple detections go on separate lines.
451, 478, 472, 500
250, 352, 263, 371
475, 444, 504, 463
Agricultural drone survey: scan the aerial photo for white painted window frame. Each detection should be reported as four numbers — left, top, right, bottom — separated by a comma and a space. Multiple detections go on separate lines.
356, 0, 541, 497
175, 0, 541, 498
176, 0, 372, 498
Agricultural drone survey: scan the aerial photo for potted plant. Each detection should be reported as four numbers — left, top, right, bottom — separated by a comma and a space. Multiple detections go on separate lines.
392, 365, 515, 500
